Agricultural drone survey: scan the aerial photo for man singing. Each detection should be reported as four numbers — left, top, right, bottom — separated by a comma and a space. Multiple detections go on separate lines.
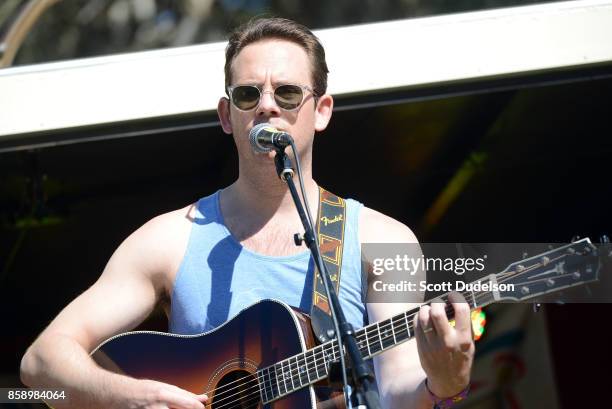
21, 17, 474, 408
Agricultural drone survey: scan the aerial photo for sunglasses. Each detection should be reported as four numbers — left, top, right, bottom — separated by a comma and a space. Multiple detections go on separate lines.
227, 84, 316, 111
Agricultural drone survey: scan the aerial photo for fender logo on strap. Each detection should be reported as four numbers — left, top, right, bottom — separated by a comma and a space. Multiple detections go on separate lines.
320, 215, 343, 226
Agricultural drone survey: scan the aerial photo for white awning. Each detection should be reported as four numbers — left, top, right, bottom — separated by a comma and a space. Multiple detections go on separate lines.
1, 0, 611, 140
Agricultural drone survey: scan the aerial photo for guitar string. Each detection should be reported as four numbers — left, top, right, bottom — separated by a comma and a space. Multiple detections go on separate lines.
204, 253, 574, 406
208, 391, 268, 409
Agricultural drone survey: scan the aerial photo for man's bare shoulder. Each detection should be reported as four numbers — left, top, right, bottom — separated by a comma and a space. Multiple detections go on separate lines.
140, 203, 196, 239
116, 203, 197, 283
359, 205, 418, 244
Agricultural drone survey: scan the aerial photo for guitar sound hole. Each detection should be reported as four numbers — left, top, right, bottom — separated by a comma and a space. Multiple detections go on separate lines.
212, 370, 260, 409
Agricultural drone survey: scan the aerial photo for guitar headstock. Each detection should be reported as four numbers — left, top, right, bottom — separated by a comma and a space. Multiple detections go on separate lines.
494, 238, 601, 302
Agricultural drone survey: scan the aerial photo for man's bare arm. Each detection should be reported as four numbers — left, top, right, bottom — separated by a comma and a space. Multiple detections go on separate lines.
20, 208, 208, 409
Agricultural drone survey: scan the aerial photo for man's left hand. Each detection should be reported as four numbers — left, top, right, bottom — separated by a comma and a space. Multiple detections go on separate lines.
414, 291, 475, 398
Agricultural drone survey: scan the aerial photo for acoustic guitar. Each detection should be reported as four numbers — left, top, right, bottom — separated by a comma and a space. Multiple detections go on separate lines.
91, 238, 603, 408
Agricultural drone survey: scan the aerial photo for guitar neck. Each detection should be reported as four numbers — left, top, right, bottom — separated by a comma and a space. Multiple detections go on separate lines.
257, 281, 497, 404
356, 284, 496, 360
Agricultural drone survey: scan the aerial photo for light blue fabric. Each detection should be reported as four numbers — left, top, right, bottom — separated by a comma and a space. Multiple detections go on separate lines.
169, 190, 366, 335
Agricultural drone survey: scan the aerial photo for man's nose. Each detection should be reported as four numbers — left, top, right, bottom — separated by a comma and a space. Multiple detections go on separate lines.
257, 90, 280, 116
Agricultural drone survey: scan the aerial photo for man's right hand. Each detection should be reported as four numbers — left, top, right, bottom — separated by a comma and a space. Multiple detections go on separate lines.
127, 379, 208, 409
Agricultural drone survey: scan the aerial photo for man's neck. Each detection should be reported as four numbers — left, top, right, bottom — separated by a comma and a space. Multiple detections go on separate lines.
220, 166, 320, 236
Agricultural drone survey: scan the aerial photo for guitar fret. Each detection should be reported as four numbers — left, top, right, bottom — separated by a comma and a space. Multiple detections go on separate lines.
381, 319, 394, 349
288, 357, 295, 388
270, 363, 280, 398
471, 289, 477, 308
287, 357, 300, 391
287, 359, 293, 392
289, 357, 296, 389
405, 312, 411, 339
325, 345, 334, 374
305, 352, 312, 383
365, 326, 372, 356
294, 356, 303, 387
262, 367, 274, 402
391, 317, 397, 344
275, 365, 282, 398
259, 368, 268, 403
272, 363, 280, 396
269, 365, 276, 397
270, 366, 278, 401
316, 347, 323, 378
376, 322, 384, 351
292, 358, 298, 390
296, 356, 302, 387
302, 355, 307, 385
279, 361, 288, 395
292, 356, 302, 389
286, 359, 295, 392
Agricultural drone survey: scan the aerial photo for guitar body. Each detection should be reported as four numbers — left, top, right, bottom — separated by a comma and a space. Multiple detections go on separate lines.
92, 299, 326, 408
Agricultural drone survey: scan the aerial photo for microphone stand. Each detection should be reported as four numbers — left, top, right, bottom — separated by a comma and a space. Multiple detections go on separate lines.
274, 146, 381, 409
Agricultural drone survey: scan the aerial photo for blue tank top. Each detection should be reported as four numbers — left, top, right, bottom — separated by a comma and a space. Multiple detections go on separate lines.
169, 190, 366, 335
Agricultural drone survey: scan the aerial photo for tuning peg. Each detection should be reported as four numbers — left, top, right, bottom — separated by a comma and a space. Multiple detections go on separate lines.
532, 303, 541, 312
571, 235, 581, 242
600, 235, 610, 244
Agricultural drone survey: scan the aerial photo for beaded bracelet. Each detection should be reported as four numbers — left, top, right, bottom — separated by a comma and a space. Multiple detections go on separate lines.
425, 379, 470, 409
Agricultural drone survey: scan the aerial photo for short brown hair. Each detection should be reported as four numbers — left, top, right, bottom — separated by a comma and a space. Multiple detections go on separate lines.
224, 17, 328, 97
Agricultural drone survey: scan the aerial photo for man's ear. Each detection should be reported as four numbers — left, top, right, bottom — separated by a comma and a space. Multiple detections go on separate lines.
218, 97, 233, 134
314, 94, 334, 132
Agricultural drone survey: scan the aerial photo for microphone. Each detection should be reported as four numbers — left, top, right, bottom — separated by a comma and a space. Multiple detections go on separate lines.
249, 123, 293, 153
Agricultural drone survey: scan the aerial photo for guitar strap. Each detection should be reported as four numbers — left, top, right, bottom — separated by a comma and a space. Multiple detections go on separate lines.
310, 187, 347, 343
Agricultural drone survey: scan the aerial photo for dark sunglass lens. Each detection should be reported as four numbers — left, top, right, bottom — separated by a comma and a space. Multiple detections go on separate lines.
232, 86, 260, 110
275, 85, 304, 110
